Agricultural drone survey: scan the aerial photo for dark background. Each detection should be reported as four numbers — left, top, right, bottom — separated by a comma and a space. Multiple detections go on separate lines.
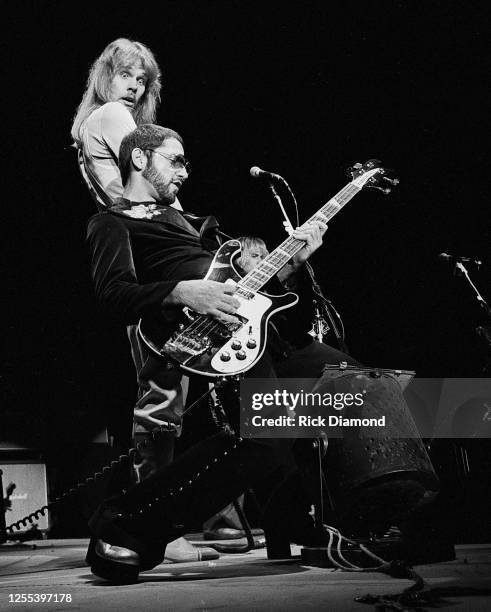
2, 1, 490, 522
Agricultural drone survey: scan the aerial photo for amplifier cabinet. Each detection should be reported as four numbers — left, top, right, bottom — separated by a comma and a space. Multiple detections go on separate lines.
1, 461, 49, 531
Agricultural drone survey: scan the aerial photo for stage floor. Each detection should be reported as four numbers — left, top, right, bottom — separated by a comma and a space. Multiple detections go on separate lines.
0, 538, 490, 611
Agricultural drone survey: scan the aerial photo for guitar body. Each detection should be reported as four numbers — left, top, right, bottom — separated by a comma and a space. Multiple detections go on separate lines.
138, 240, 298, 377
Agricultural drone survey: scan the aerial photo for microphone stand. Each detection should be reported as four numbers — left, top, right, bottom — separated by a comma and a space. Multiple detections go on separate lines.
0, 470, 6, 544
305, 263, 349, 353
455, 261, 491, 372
262, 174, 346, 552
455, 262, 491, 320
266, 181, 294, 235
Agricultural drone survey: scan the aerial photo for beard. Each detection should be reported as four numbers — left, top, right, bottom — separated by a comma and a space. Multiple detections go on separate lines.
142, 162, 176, 204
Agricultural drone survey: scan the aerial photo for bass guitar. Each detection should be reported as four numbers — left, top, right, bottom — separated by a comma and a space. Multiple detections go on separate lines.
138, 160, 397, 377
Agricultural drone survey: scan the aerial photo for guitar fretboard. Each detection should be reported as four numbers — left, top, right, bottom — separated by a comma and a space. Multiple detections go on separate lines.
238, 181, 361, 293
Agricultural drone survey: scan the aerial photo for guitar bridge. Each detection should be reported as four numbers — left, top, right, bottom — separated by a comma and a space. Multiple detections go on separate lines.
162, 314, 248, 366
164, 334, 211, 362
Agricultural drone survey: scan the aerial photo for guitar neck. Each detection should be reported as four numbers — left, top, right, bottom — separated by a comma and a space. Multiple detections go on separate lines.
238, 181, 361, 293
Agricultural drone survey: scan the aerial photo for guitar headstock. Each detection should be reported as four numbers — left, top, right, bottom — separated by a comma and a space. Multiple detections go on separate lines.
347, 159, 399, 194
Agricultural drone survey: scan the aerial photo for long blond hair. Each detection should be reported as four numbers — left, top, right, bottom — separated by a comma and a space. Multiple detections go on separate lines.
236, 236, 269, 272
71, 38, 161, 146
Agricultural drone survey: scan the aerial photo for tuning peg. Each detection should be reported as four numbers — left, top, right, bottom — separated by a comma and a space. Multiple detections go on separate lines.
365, 158, 382, 169
369, 185, 392, 194
346, 163, 361, 178
384, 177, 400, 186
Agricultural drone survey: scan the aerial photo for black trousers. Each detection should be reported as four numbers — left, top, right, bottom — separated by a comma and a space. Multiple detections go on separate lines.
89, 340, 360, 563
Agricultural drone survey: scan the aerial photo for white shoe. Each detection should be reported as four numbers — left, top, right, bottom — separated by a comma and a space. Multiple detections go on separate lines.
164, 536, 219, 562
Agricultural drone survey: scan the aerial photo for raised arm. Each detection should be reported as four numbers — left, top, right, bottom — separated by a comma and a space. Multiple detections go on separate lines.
277, 218, 327, 288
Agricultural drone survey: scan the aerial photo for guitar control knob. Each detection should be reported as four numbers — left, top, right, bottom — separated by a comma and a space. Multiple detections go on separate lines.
231, 339, 242, 350
220, 352, 231, 362
246, 339, 257, 349
235, 350, 247, 360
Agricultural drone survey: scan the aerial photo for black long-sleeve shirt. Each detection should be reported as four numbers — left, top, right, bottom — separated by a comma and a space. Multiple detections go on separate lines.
87, 199, 315, 349
86, 201, 216, 324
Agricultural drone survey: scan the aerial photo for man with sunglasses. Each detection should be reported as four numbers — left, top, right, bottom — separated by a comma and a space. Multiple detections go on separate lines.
88, 123, 240, 478
85, 123, 335, 581
88, 123, 327, 373
87, 121, 328, 454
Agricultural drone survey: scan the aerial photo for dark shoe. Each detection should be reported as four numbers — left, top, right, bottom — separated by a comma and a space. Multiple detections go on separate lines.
211, 535, 267, 554
204, 527, 245, 540
90, 540, 140, 584
95, 539, 140, 566
86, 537, 140, 584
204, 527, 264, 540
87, 504, 167, 582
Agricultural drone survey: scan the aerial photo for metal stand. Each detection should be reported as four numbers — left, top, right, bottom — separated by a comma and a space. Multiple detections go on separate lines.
305, 263, 349, 352
454, 261, 491, 372
256, 172, 348, 554
266, 181, 294, 234
455, 261, 491, 320
310, 436, 335, 533
0, 470, 7, 544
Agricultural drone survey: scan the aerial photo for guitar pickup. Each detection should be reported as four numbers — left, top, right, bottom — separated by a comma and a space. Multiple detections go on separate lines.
217, 313, 248, 337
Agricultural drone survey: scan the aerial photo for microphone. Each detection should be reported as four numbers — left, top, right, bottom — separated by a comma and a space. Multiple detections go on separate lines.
438, 252, 482, 266
250, 166, 284, 182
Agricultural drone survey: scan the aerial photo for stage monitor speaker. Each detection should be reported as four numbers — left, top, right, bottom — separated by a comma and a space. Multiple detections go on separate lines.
0, 461, 49, 532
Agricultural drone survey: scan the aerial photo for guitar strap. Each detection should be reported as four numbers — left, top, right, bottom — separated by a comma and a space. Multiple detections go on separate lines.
182, 213, 233, 250
77, 147, 114, 210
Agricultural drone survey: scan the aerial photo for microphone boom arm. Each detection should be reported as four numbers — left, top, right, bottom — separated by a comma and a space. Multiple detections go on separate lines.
267, 181, 294, 235
455, 261, 491, 320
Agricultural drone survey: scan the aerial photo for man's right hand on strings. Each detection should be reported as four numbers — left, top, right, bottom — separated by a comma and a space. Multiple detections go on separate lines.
165, 279, 240, 323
